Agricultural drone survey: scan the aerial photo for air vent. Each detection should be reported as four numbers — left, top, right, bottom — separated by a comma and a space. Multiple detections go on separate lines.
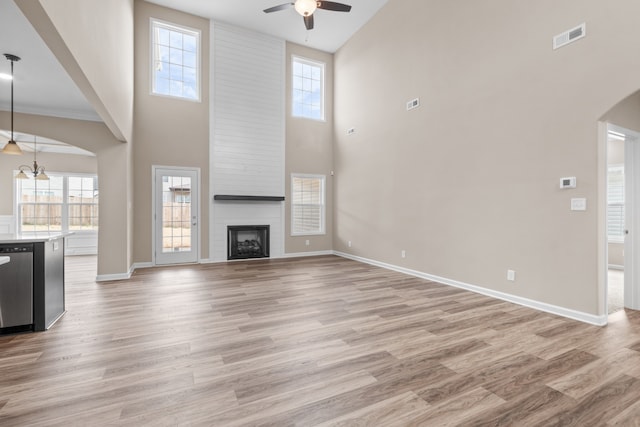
553, 23, 586, 50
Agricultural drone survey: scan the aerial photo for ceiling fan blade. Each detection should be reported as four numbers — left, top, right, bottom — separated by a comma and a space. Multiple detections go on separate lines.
304, 14, 314, 30
263, 3, 293, 13
316, 1, 352, 12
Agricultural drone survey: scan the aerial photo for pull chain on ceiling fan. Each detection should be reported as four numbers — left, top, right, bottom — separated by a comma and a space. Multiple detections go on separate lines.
264, 0, 352, 30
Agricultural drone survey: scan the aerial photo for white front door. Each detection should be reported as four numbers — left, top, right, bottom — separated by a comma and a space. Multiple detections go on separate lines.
154, 167, 199, 265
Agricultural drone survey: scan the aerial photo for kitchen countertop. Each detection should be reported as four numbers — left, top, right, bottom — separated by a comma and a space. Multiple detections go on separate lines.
0, 232, 73, 244
0, 256, 9, 266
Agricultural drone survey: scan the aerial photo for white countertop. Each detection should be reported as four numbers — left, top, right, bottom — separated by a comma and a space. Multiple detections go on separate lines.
0, 232, 73, 244
0, 256, 9, 266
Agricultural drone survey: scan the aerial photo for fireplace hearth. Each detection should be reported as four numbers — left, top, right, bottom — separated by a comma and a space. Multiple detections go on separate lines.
227, 225, 270, 260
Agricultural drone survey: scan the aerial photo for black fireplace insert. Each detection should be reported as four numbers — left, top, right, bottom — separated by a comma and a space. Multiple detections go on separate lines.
227, 225, 270, 260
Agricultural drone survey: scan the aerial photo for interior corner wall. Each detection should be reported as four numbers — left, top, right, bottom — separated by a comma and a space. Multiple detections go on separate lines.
285, 42, 334, 255
96, 140, 133, 276
0, 111, 130, 276
133, 1, 210, 264
333, 0, 640, 316
17, 0, 134, 142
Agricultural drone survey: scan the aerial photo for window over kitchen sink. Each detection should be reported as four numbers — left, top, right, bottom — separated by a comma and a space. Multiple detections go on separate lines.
15, 173, 99, 255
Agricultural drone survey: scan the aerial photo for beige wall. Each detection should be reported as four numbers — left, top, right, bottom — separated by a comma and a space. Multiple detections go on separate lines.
285, 43, 334, 254
16, 0, 134, 142
133, 1, 210, 263
333, 0, 640, 316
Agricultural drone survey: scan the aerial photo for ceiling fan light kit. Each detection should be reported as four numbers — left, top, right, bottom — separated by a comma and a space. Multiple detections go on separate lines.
294, 0, 317, 16
264, 0, 352, 30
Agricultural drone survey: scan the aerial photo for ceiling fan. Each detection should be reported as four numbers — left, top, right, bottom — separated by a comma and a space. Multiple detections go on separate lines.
264, 0, 352, 30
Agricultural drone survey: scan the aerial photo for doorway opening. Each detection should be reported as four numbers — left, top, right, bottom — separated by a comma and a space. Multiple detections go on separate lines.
607, 127, 625, 314
605, 124, 640, 315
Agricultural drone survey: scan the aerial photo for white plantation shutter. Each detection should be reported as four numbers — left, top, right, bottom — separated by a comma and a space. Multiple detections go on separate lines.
608, 165, 624, 242
291, 174, 325, 235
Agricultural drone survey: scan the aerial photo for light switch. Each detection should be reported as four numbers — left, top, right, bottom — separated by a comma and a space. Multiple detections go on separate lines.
571, 198, 587, 211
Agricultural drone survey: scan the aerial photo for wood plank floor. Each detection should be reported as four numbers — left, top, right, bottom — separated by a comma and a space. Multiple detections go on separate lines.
1, 255, 640, 426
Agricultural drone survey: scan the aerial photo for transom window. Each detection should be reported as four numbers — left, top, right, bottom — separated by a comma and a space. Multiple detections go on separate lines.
292, 56, 324, 121
16, 174, 99, 234
151, 19, 200, 101
291, 174, 325, 236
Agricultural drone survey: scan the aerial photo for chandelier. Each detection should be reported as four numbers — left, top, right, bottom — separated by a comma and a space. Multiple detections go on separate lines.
16, 135, 49, 180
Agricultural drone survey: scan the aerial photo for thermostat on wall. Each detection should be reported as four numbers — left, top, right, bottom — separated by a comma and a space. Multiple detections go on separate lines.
560, 177, 576, 189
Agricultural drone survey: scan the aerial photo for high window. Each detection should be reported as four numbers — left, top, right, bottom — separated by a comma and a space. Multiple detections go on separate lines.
151, 19, 200, 101
291, 174, 325, 235
608, 165, 624, 242
16, 174, 99, 234
292, 56, 324, 121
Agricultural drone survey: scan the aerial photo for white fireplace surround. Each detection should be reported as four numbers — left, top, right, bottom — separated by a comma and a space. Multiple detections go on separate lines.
211, 201, 284, 262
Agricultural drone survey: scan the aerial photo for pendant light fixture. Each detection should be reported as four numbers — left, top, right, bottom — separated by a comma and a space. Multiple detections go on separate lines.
16, 135, 49, 180
2, 53, 23, 155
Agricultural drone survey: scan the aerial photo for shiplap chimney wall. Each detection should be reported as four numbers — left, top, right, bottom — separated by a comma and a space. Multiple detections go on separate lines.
209, 22, 286, 261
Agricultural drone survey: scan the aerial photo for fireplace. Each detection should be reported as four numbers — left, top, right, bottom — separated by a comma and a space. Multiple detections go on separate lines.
227, 225, 270, 260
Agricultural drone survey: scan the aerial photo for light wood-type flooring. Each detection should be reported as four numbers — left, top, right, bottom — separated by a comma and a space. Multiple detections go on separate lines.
1, 255, 640, 426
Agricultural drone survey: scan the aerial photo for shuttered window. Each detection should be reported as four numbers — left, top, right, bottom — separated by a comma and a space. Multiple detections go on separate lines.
291, 174, 325, 235
608, 165, 624, 242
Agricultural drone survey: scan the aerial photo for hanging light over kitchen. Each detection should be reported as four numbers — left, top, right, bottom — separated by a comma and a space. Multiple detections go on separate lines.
16, 135, 49, 180
2, 53, 23, 155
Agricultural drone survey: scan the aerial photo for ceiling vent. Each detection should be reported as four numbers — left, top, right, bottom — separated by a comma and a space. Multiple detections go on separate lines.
553, 23, 586, 50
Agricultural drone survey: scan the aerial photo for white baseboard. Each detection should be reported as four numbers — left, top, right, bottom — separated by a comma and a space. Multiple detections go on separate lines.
65, 249, 98, 256
334, 251, 608, 327
279, 250, 334, 259
131, 262, 153, 272
95, 270, 133, 282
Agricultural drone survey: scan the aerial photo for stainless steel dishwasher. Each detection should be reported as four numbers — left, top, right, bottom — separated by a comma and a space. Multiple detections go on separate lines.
0, 244, 34, 333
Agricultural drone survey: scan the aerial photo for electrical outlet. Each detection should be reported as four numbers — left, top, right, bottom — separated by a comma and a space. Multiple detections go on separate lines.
347, 128, 356, 135
305, 239, 310, 246
348, 241, 352, 248
401, 250, 406, 258
507, 270, 516, 281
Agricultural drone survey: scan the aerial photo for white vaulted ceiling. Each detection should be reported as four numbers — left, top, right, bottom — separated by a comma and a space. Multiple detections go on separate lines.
146, 0, 388, 53
0, 0, 388, 144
